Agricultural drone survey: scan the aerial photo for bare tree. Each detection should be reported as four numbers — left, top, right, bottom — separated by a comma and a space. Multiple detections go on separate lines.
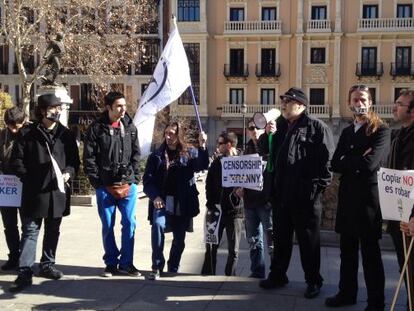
0, 0, 158, 115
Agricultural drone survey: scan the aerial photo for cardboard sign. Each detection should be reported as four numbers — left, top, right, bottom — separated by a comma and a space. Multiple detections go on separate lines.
204, 204, 222, 245
221, 154, 264, 190
0, 175, 22, 207
378, 167, 414, 222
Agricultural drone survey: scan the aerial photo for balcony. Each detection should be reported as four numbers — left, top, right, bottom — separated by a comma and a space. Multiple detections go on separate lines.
390, 63, 414, 79
306, 19, 332, 32
223, 64, 249, 78
355, 63, 384, 78
358, 18, 414, 32
224, 20, 282, 35
371, 104, 394, 118
220, 104, 331, 118
255, 63, 281, 78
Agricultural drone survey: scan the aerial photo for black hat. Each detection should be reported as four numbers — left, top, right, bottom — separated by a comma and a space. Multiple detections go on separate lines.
280, 87, 308, 106
37, 94, 61, 109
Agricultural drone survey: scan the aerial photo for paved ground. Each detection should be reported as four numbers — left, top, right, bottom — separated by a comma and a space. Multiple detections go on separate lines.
0, 179, 408, 310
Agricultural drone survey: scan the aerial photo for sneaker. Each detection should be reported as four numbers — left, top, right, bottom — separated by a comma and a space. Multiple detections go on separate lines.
9, 270, 33, 292
147, 269, 161, 281
259, 275, 289, 289
101, 265, 119, 277
304, 283, 322, 299
38, 265, 63, 280
325, 293, 356, 307
119, 265, 141, 277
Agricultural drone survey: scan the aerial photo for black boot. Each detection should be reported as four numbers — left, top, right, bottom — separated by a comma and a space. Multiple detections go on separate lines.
1, 253, 19, 271
9, 269, 33, 292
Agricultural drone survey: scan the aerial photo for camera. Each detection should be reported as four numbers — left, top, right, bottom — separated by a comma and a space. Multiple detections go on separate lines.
111, 163, 130, 181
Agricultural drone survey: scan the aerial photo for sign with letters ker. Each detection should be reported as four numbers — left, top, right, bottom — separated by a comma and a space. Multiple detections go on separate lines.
0, 175, 22, 207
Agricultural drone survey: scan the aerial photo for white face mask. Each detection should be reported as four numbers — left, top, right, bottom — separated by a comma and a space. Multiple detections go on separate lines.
46, 110, 61, 122
350, 106, 369, 116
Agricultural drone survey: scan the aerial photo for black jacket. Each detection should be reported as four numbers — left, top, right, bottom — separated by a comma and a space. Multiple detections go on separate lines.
332, 123, 390, 238
259, 112, 335, 210
0, 127, 20, 174
10, 122, 80, 218
83, 112, 140, 188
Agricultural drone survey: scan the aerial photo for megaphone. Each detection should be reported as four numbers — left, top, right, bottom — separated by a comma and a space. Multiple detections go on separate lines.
253, 108, 281, 129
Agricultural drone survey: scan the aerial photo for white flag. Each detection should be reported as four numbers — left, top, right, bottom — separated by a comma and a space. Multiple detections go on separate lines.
134, 24, 191, 157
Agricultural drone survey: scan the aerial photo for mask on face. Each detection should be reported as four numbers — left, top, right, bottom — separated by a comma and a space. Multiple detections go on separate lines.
46, 110, 61, 122
350, 106, 369, 116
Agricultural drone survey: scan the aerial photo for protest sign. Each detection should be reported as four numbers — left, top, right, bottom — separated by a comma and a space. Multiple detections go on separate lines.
378, 167, 414, 222
0, 175, 22, 207
204, 204, 222, 245
221, 154, 263, 190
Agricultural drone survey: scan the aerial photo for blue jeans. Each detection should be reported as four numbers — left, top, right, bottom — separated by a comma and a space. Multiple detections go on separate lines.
151, 207, 188, 272
19, 216, 62, 271
244, 204, 273, 278
96, 183, 138, 268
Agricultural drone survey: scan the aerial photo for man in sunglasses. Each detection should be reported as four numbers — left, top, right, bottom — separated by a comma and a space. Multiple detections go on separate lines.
243, 119, 274, 279
258, 87, 335, 299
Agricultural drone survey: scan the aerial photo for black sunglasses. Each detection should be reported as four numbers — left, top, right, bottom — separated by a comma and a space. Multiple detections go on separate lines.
248, 126, 259, 131
217, 141, 226, 145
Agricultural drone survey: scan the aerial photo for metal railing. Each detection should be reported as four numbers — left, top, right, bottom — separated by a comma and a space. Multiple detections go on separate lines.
306, 19, 332, 32
355, 62, 384, 77
255, 63, 281, 78
223, 64, 249, 78
358, 18, 414, 31
224, 20, 282, 34
390, 63, 414, 78
220, 104, 331, 118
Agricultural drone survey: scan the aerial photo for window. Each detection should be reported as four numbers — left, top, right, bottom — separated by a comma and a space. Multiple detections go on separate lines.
230, 49, 244, 75
396, 47, 411, 74
262, 7, 277, 21
310, 48, 326, 64
361, 47, 377, 74
178, 43, 200, 105
261, 48, 275, 75
80, 83, 99, 111
311, 6, 327, 20
395, 88, 405, 101
177, 0, 200, 22
363, 5, 378, 18
230, 88, 244, 105
309, 88, 325, 105
0, 45, 9, 74
261, 89, 275, 105
369, 88, 376, 105
397, 4, 412, 18
230, 8, 244, 21
135, 39, 159, 75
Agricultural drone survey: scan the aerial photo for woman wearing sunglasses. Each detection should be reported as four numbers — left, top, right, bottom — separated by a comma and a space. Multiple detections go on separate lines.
326, 85, 390, 311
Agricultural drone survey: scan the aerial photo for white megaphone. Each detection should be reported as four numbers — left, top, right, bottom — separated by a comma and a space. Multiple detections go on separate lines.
253, 108, 281, 129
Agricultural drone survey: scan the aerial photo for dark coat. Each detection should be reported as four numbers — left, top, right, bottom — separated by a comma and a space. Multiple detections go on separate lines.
83, 112, 140, 188
332, 123, 390, 238
10, 122, 80, 218
205, 155, 244, 219
259, 113, 335, 213
143, 142, 209, 224
0, 127, 20, 174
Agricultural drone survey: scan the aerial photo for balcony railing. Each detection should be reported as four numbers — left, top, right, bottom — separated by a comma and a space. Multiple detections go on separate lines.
390, 63, 414, 78
306, 19, 332, 32
224, 64, 249, 78
371, 104, 394, 118
256, 63, 281, 78
356, 63, 384, 78
220, 104, 331, 118
224, 20, 282, 34
358, 18, 414, 32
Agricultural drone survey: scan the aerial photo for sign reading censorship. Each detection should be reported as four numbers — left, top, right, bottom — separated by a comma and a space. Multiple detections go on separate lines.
378, 168, 414, 222
0, 175, 22, 207
221, 154, 264, 191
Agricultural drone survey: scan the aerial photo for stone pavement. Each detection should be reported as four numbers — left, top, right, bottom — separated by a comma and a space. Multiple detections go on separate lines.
0, 179, 408, 310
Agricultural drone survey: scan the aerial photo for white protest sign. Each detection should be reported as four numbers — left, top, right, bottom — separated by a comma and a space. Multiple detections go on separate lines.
204, 204, 222, 245
0, 175, 22, 207
378, 167, 414, 222
221, 154, 263, 190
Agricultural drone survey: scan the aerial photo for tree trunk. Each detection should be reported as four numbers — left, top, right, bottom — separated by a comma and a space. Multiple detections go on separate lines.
22, 83, 32, 117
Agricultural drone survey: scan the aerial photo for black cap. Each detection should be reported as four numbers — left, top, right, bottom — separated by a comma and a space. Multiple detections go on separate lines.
37, 94, 61, 109
280, 87, 308, 106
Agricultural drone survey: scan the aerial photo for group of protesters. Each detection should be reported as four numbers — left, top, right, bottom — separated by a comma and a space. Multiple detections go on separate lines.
0, 87, 414, 311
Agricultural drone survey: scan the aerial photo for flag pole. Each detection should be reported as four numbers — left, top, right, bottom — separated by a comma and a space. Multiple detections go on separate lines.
189, 85, 203, 132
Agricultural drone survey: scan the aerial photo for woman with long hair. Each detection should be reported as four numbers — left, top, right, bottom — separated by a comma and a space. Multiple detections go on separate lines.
325, 85, 390, 311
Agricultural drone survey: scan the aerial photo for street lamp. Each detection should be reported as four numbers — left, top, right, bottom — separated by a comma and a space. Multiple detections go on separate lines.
240, 102, 247, 151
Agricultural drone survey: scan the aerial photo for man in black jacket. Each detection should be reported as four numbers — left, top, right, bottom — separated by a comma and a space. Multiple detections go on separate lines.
389, 89, 414, 306
10, 94, 80, 292
258, 87, 335, 299
84, 92, 141, 278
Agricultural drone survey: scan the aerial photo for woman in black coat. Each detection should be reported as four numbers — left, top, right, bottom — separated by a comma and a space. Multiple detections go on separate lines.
325, 85, 390, 311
